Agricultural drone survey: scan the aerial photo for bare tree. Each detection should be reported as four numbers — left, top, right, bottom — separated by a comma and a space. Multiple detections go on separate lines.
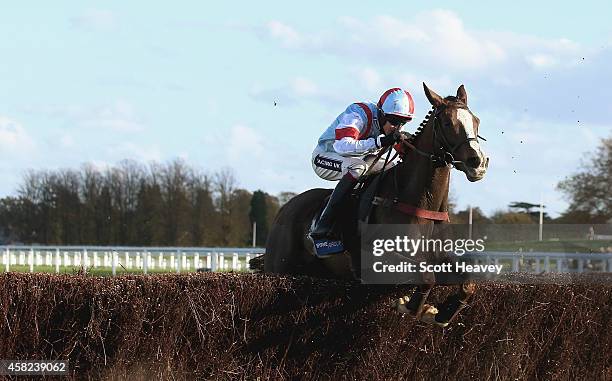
213, 168, 238, 246
187, 168, 216, 245
80, 164, 103, 243
159, 159, 192, 245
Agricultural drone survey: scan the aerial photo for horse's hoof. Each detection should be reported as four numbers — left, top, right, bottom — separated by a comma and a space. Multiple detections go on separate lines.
394, 296, 411, 314
418, 303, 435, 317
462, 282, 477, 296
419, 305, 449, 327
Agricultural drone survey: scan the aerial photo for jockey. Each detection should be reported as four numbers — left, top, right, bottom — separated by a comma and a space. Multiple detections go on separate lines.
310, 87, 415, 240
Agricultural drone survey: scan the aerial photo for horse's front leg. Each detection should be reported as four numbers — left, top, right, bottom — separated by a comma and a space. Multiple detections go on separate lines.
396, 271, 435, 319
433, 281, 476, 326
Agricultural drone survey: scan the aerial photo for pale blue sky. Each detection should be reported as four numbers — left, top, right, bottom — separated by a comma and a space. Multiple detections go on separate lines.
1, 1, 611, 216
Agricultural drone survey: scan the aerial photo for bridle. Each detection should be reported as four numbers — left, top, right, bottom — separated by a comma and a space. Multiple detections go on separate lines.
401, 105, 486, 168
362, 102, 487, 222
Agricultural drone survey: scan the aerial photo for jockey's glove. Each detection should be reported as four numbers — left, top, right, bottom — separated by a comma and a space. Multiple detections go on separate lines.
400, 131, 413, 140
376, 129, 403, 148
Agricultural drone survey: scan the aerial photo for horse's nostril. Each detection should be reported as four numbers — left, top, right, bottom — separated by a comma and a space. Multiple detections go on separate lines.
466, 156, 481, 169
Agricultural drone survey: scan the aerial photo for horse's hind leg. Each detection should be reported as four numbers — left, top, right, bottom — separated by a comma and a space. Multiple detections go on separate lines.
434, 281, 476, 325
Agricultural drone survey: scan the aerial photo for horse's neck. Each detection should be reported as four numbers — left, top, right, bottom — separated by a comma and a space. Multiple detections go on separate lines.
393, 119, 450, 212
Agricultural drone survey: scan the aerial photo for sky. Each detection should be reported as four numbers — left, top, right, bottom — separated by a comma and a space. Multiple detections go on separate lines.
1, 1, 611, 217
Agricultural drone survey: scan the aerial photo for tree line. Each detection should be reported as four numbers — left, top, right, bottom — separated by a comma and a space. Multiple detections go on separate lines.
0, 159, 295, 246
0, 137, 610, 245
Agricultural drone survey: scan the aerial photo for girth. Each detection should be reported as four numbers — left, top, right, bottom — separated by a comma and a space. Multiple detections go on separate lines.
372, 196, 450, 222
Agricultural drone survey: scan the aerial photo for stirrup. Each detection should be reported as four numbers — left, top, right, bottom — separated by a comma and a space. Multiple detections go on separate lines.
308, 234, 345, 257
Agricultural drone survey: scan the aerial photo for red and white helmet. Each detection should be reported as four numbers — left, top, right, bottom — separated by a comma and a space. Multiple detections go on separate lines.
377, 88, 415, 120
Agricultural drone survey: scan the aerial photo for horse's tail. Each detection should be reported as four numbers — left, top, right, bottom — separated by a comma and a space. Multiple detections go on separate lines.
248, 254, 265, 272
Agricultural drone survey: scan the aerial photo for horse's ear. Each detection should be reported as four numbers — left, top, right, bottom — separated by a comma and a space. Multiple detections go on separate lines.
423, 82, 445, 107
456, 84, 468, 105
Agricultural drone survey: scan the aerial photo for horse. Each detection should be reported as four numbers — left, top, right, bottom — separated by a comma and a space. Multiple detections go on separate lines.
262, 83, 489, 327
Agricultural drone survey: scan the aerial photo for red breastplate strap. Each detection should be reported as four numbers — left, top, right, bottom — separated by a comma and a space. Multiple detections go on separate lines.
372, 197, 450, 221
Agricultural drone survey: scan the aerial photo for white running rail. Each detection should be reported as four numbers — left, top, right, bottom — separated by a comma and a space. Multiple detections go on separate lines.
0, 246, 265, 275
465, 251, 612, 273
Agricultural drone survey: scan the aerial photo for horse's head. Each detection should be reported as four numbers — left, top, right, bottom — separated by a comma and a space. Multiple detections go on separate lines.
422, 83, 489, 182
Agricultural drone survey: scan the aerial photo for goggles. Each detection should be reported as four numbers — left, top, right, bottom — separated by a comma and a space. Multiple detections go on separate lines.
386, 114, 411, 128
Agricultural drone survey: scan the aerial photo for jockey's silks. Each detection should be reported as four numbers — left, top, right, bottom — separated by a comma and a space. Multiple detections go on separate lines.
316, 102, 382, 155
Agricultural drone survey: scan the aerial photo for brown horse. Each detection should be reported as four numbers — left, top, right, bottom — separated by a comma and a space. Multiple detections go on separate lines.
263, 83, 489, 327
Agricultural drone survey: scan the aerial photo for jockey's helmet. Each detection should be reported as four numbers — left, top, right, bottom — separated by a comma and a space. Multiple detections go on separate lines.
377, 88, 415, 121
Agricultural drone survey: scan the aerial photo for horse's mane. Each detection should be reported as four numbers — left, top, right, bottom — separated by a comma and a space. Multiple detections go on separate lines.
407, 107, 434, 144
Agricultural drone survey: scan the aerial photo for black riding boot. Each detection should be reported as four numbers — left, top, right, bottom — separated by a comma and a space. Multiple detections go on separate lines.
310, 173, 357, 240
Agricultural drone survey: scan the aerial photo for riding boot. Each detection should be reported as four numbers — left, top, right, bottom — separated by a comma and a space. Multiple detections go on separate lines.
310, 173, 357, 240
